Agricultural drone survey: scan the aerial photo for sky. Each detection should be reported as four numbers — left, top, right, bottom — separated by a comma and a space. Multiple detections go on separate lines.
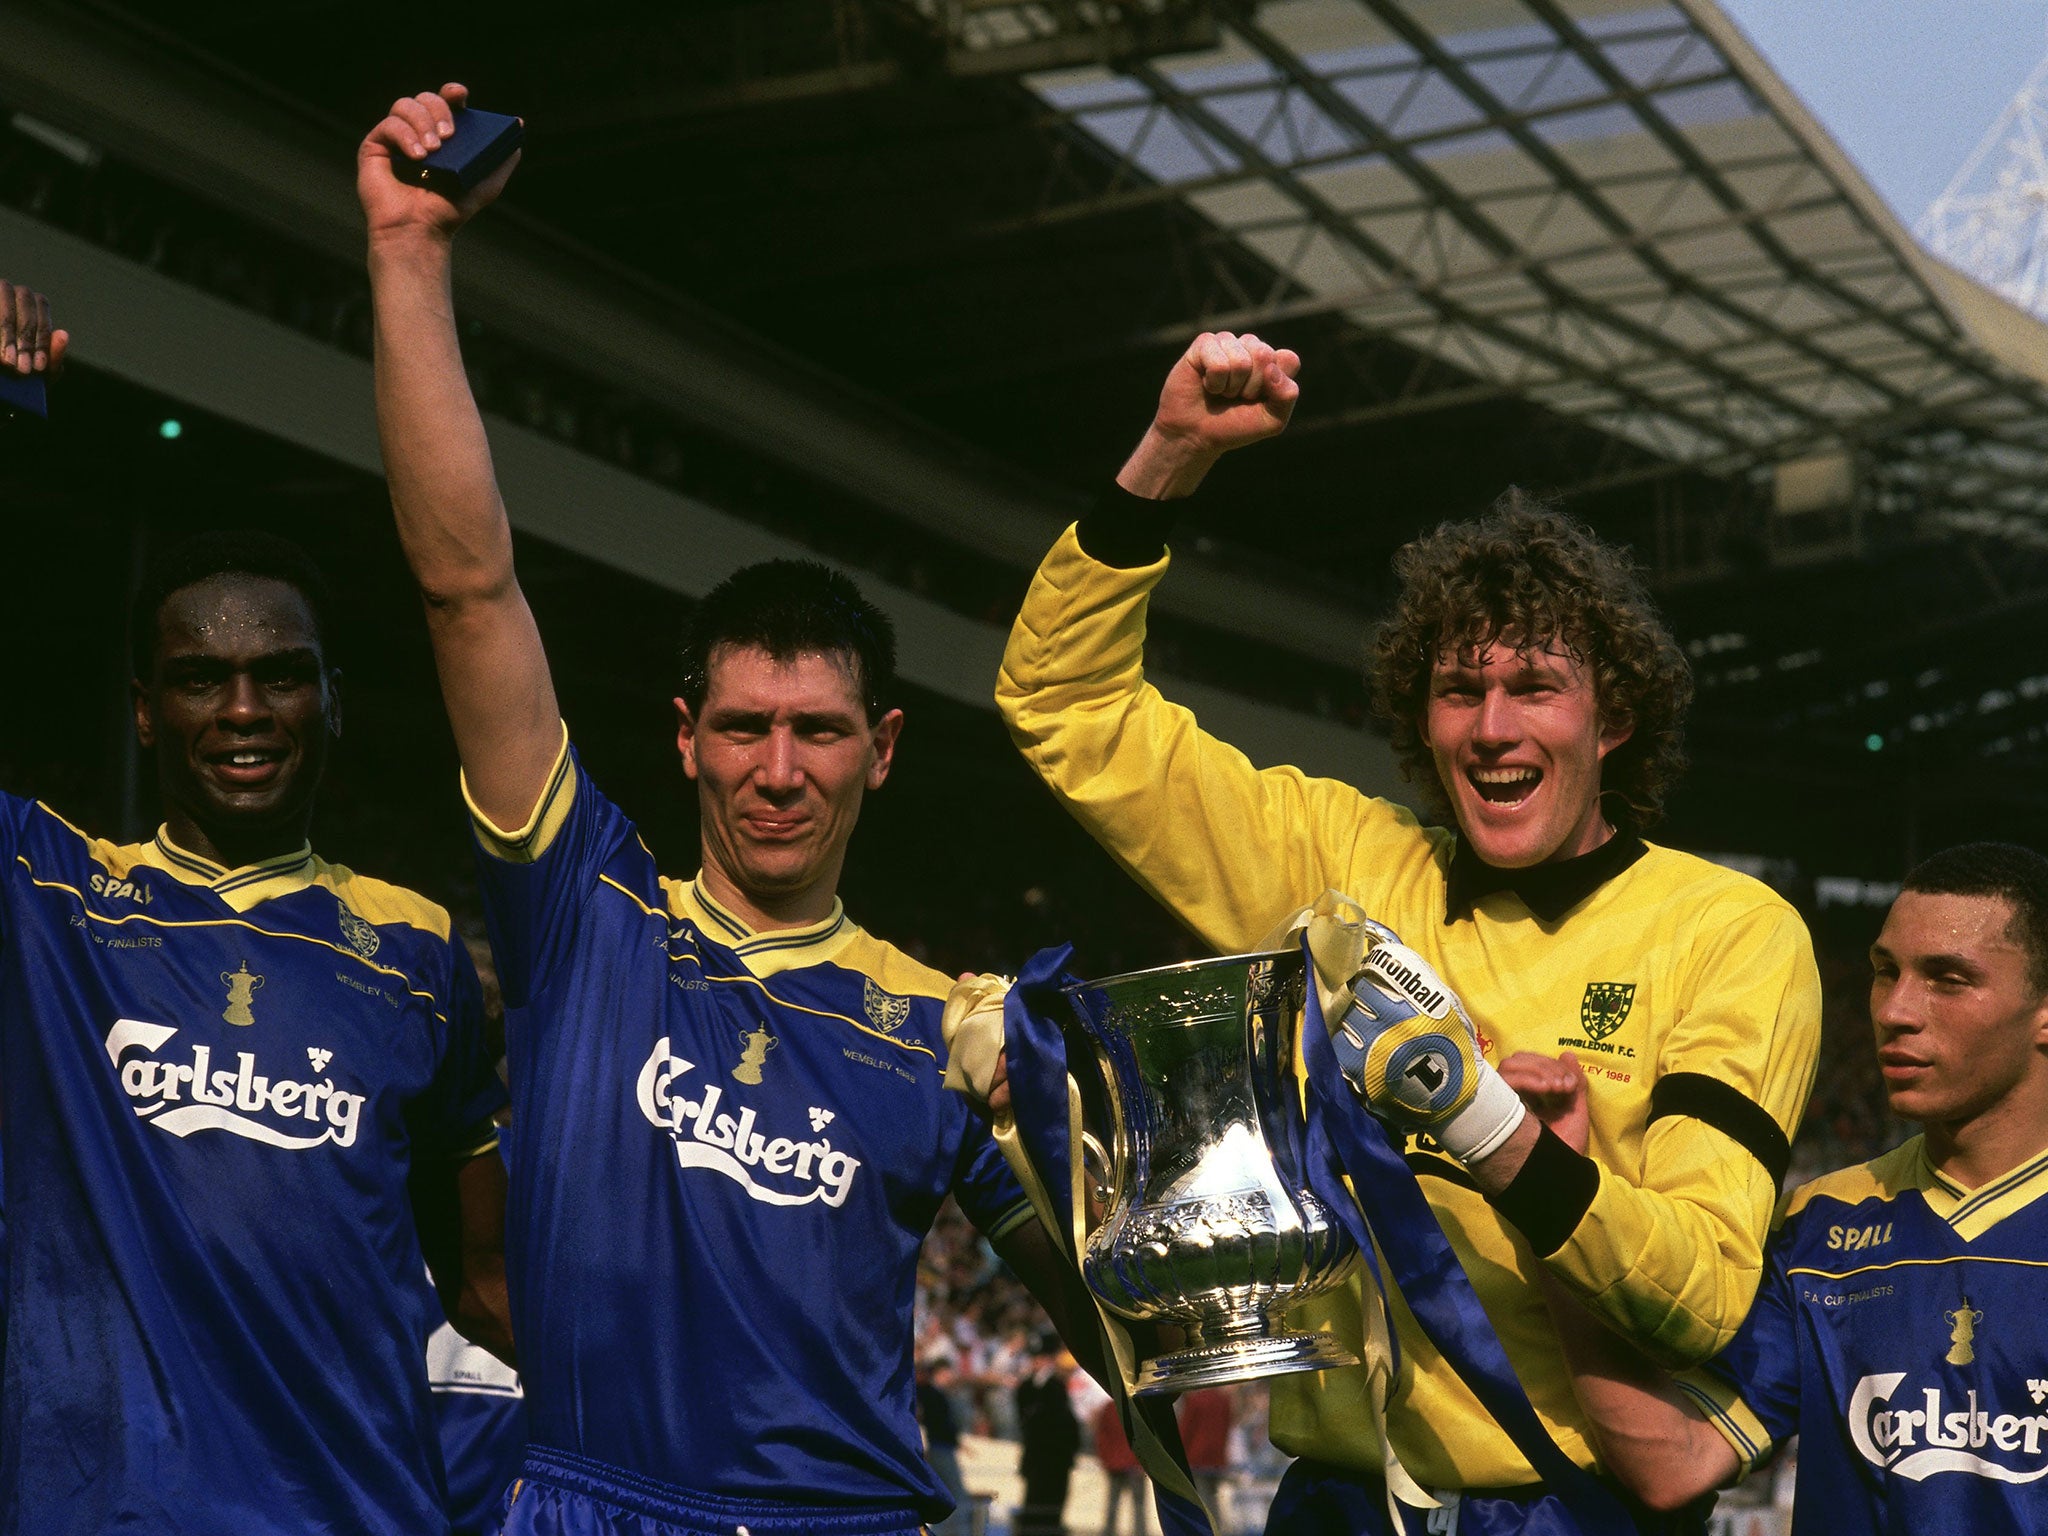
1717, 0, 2048, 225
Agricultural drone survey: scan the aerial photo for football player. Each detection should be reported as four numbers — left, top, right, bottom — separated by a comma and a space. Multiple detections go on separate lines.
1531, 841, 2048, 1534
360, 85, 1100, 1536
993, 330, 1822, 1532
3, 283, 508, 1536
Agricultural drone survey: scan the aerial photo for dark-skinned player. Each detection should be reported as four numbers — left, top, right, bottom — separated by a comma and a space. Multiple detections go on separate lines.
3, 293, 508, 1536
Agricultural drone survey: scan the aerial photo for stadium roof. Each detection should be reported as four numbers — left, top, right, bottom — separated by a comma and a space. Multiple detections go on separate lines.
1017, 0, 2048, 540
14, 0, 2048, 859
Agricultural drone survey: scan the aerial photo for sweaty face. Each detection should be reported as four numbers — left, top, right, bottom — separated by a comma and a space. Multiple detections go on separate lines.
677, 645, 900, 918
1870, 891, 2048, 1128
135, 576, 337, 845
1421, 638, 1630, 869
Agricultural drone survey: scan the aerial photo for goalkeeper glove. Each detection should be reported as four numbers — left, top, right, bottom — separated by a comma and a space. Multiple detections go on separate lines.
1329, 939, 1527, 1165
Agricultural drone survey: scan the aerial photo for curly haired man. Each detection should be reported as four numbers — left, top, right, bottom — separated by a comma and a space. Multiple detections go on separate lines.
995, 332, 1822, 1534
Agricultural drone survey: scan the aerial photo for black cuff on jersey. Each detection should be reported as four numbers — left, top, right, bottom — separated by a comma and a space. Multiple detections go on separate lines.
1490, 1124, 1601, 1258
1074, 482, 1179, 568
1650, 1072, 1792, 1193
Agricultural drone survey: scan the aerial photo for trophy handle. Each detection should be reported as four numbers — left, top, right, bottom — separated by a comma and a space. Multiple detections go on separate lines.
1079, 1131, 1116, 1222
1062, 1018, 1124, 1232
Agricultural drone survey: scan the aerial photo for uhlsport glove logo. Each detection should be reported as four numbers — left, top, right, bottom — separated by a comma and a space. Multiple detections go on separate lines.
1333, 942, 1481, 1126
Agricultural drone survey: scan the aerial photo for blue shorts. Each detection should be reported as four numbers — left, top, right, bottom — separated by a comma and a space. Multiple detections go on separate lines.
500, 1447, 932, 1536
1264, 1458, 1710, 1536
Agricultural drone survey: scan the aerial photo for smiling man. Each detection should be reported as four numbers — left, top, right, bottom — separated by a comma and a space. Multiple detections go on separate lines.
1, 288, 509, 1536
358, 85, 1097, 1536
996, 331, 1822, 1533
1539, 842, 2048, 1534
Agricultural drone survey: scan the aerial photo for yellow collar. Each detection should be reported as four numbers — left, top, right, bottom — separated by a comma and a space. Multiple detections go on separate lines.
137, 826, 319, 913
669, 877, 854, 978
1918, 1135, 2048, 1242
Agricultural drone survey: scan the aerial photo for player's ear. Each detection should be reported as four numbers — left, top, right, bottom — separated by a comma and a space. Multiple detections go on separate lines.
2025, 966, 2048, 1045
325, 667, 344, 740
867, 707, 904, 790
1596, 708, 1634, 759
131, 676, 155, 749
673, 696, 700, 780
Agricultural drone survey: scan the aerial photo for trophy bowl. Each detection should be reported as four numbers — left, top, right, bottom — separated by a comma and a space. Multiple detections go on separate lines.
1063, 948, 1360, 1394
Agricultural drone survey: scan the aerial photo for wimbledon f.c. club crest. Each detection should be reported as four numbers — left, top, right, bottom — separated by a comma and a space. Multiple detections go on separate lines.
863, 977, 911, 1035
1580, 982, 1636, 1042
338, 902, 381, 959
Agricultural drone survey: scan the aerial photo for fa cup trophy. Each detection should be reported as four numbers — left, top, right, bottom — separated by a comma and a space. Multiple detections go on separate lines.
1062, 948, 1360, 1394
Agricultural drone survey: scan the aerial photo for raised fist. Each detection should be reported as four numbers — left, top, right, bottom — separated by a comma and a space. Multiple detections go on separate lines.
1152, 330, 1301, 455
357, 83, 519, 243
0, 280, 68, 376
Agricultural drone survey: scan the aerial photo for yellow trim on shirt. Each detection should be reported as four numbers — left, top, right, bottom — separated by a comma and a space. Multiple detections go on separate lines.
665, 876, 855, 977
451, 1129, 503, 1162
1674, 1370, 1772, 1477
20, 858, 449, 1021
597, 875, 938, 1062
465, 722, 575, 864
1782, 1134, 2048, 1242
127, 827, 319, 912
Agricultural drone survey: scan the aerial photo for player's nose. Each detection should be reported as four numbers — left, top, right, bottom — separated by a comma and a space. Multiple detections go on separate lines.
217, 671, 270, 725
1871, 982, 1920, 1033
758, 726, 804, 792
1472, 685, 1517, 745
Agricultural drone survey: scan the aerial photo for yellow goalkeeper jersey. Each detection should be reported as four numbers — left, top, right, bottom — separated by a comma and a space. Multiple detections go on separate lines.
996, 524, 1822, 1490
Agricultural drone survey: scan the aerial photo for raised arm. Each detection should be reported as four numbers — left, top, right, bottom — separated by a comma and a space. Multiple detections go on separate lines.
997, 334, 1445, 952
358, 85, 561, 829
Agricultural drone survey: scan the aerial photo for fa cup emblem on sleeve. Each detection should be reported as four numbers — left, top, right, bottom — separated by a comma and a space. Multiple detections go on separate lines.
221, 961, 265, 1027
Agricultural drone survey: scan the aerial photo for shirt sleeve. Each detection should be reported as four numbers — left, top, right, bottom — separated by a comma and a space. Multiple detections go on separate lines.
1680, 1212, 1799, 1474
1495, 894, 1822, 1368
409, 934, 508, 1161
464, 724, 633, 1010
949, 1103, 1035, 1242
996, 525, 1425, 951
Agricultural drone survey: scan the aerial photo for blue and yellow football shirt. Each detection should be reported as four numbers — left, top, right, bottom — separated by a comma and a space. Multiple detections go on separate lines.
0, 794, 504, 1536
430, 1138, 526, 1536
467, 733, 1032, 1519
1684, 1135, 2048, 1533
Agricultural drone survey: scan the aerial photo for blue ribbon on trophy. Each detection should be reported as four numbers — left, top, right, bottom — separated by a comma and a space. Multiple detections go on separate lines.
1296, 944, 1635, 1534
995, 939, 1635, 1536
1002, 946, 1216, 1536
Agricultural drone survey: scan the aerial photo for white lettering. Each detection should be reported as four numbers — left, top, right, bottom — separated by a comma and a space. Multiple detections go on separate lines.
105, 1021, 367, 1152
326, 1086, 361, 1148
233, 1054, 269, 1113
1852, 1376, 2048, 1485
632, 1037, 862, 1210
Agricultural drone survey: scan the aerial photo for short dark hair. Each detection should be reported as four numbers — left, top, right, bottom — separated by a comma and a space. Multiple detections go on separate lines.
678, 560, 896, 724
129, 531, 334, 679
1901, 842, 2048, 992
1367, 490, 1694, 828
